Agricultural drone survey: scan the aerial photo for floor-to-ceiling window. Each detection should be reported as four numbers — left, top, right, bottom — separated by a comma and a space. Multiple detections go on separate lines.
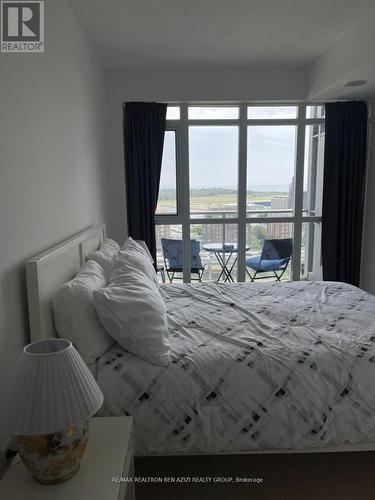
156, 104, 325, 283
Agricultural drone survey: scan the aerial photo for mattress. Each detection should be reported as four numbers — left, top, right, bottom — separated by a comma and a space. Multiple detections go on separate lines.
96, 280, 375, 455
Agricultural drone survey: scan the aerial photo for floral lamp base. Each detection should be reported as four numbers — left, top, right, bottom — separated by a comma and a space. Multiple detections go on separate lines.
18, 420, 89, 485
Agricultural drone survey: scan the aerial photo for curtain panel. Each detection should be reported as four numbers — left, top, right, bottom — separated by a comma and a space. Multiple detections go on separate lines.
322, 101, 368, 286
123, 102, 167, 264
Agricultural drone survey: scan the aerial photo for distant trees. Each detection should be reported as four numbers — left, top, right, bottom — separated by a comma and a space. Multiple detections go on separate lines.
191, 224, 203, 237
189, 188, 236, 198
158, 188, 177, 200
248, 224, 267, 251
158, 187, 286, 200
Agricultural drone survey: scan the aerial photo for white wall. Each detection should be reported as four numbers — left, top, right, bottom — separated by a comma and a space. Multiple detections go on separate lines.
361, 103, 375, 293
106, 67, 307, 241
308, 11, 375, 100
0, 0, 110, 402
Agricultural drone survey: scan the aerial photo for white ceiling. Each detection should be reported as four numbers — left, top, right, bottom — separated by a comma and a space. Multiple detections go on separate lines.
70, 0, 375, 69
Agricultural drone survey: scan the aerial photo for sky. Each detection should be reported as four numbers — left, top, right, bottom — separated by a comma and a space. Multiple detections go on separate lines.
160, 124, 297, 191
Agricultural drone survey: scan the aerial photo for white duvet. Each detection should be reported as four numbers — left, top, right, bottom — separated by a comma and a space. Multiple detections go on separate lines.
96, 280, 375, 455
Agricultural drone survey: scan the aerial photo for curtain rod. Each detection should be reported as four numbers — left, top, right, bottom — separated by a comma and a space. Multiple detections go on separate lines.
157, 100, 370, 105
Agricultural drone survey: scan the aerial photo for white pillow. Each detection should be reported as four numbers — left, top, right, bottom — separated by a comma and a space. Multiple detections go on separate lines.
93, 253, 170, 367
122, 237, 154, 263
53, 260, 114, 365
117, 240, 159, 287
87, 238, 120, 280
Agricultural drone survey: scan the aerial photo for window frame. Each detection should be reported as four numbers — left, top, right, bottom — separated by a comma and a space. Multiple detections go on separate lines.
156, 103, 325, 283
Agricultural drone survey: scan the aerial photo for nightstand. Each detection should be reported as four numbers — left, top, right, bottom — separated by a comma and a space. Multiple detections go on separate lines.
0, 416, 135, 500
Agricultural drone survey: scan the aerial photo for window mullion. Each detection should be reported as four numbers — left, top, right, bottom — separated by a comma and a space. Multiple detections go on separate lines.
292, 104, 306, 281
237, 104, 248, 282
180, 104, 191, 283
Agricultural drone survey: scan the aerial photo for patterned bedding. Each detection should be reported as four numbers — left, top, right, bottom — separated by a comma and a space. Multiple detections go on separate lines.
96, 280, 375, 455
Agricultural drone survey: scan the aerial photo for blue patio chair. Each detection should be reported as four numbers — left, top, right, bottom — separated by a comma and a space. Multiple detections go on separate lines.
161, 239, 205, 283
246, 238, 293, 282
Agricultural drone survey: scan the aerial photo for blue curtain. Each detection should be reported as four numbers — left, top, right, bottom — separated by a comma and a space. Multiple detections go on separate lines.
322, 101, 368, 286
123, 102, 167, 263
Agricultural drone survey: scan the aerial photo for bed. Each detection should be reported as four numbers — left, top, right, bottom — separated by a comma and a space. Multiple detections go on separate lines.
26, 225, 375, 456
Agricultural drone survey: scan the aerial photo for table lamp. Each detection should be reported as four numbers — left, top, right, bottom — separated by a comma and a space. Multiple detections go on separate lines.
1, 338, 103, 484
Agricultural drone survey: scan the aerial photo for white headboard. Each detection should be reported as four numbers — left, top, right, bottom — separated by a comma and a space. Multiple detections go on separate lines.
25, 224, 106, 342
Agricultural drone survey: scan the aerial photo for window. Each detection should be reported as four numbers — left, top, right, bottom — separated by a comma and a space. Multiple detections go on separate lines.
189, 126, 239, 217
247, 125, 297, 218
155, 223, 182, 271
303, 124, 325, 217
301, 222, 322, 280
188, 106, 239, 120
248, 106, 298, 119
306, 105, 325, 119
156, 104, 325, 283
191, 223, 238, 282
156, 131, 177, 215
166, 106, 180, 120
246, 222, 293, 282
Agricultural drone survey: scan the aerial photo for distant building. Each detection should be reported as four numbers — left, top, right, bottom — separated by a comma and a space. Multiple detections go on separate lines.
288, 177, 295, 209
270, 196, 288, 210
156, 224, 171, 241
267, 191, 292, 239
267, 222, 292, 240
203, 223, 237, 244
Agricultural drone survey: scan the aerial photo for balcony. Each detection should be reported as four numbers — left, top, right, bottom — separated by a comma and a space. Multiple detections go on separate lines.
155, 219, 321, 284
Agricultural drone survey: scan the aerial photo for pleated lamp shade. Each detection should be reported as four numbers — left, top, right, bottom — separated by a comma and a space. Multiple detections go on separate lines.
2, 338, 103, 435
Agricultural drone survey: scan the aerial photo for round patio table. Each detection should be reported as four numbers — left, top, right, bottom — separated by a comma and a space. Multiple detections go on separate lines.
202, 243, 250, 283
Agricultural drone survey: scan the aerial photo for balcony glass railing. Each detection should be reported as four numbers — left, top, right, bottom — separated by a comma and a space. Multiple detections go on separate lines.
155, 219, 322, 285
190, 208, 317, 219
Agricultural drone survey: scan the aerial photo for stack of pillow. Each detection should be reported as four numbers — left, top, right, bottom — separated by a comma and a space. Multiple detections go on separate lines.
87, 238, 121, 280
53, 237, 170, 368
53, 257, 114, 367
